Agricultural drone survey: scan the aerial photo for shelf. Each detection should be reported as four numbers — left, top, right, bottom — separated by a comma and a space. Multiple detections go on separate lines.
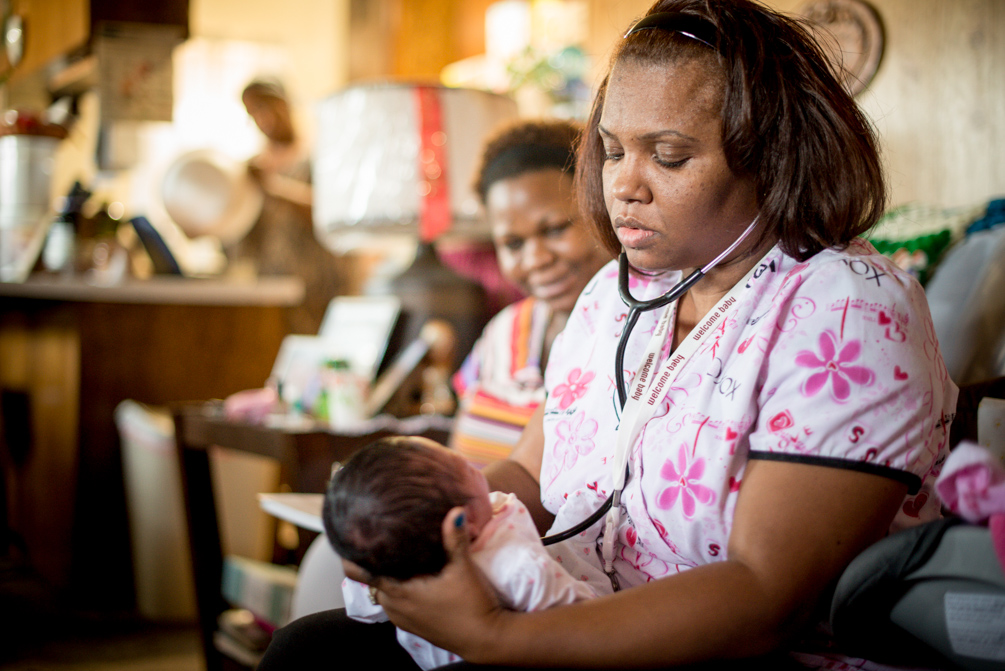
0, 274, 305, 306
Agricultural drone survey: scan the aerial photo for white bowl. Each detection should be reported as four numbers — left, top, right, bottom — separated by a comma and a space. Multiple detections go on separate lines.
161, 149, 263, 245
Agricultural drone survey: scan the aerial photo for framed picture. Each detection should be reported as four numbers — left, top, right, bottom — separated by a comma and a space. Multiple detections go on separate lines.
317, 295, 401, 380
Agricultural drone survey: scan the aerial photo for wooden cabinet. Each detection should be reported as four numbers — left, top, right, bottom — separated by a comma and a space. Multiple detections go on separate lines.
7, 0, 89, 81
0, 275, 301, 608
9, 0, 188, 84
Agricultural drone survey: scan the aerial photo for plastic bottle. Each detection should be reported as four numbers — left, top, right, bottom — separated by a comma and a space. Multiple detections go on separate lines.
323, 359, 367, 429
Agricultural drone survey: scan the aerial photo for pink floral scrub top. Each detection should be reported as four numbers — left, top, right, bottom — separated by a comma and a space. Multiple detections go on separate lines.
540, 239, 958, 590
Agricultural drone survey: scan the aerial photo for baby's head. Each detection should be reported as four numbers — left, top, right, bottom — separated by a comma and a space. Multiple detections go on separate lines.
323, 436, 492, 580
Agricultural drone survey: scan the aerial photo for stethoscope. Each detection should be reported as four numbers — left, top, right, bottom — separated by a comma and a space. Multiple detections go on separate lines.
540, 215, 760, 547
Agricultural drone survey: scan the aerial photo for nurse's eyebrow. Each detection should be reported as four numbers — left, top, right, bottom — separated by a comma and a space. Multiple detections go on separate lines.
598, 124, 698, 143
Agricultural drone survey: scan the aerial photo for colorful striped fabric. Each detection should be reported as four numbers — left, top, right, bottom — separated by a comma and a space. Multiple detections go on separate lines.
451, 298, 550, 466
450, 390, 540, 465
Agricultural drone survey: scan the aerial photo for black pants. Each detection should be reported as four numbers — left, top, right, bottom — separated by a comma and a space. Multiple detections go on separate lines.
257, 608, 805, 670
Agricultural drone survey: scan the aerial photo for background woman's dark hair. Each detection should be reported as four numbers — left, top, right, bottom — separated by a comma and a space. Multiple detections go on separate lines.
475, 119, 583, 205
323, 437, 469, 581
576, 0, 886, 262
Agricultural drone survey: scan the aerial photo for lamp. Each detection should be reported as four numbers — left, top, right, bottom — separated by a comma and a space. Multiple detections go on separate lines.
312, 83, 518, 380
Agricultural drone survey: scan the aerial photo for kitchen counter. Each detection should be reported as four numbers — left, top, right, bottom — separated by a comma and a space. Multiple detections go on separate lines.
0, 273, 305, 609
0, 273, 304, 305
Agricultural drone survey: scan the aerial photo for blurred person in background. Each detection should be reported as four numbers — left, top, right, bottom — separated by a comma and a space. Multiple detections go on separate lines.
235, 78, 352, 334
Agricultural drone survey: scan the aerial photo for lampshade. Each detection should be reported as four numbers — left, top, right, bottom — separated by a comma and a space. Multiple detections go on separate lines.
312, 84, 518, 252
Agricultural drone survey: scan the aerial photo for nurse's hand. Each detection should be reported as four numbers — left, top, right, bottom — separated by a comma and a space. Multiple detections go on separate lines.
351, 507, 510, 659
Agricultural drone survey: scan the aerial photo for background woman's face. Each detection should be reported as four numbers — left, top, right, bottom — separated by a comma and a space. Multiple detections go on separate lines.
599, 57, 758, 273
487, 169, 610, 315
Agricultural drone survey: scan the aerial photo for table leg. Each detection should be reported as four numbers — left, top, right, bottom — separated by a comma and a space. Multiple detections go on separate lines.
175, 421, 226, 671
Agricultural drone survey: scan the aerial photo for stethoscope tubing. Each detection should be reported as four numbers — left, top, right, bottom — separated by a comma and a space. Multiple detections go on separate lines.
541, 255, 699, 546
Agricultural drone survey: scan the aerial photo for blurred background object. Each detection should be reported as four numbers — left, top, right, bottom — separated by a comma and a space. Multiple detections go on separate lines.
313, 83, 518, 372
160, 148, 262, 246
0, 109, 68, 282
313, 84, 516, 250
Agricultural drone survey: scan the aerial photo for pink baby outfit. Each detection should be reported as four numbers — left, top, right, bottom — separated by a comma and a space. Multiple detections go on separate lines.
540, 240, 958, 669
343, 492, 598, 670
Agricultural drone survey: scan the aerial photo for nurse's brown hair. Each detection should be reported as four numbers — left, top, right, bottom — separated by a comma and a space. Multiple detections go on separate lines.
576, 0, 886, 262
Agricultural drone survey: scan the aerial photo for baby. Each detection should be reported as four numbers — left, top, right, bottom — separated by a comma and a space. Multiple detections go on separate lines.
323, 435, 602, 670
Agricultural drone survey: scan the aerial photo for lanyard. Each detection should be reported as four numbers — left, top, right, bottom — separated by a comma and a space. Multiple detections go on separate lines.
600, 258, 762, 578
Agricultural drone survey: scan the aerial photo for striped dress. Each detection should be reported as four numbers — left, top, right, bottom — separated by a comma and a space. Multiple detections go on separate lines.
450, 298, 550, 466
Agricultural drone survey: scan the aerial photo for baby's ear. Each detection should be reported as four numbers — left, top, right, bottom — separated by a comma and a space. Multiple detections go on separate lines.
461, 502, 486, 540
441, 507, 472, 556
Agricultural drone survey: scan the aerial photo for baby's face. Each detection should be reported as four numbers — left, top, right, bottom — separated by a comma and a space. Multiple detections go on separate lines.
409, 437, 493, 538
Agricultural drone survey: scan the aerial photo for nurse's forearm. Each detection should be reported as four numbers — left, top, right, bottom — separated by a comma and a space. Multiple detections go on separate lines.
464, 559, 794, 668
461, 461, 906, 668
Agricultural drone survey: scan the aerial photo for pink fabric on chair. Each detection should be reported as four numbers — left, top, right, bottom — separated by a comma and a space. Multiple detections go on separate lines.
991, 513, 1005, 573
224, 386, 280, 424
935, 441, 1005, 523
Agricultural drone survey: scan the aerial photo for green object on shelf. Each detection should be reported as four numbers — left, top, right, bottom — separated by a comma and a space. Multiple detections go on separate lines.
869, 228, 953, 286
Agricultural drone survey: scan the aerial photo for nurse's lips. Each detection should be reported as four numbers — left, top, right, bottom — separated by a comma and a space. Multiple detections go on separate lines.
614, 217, 657, 247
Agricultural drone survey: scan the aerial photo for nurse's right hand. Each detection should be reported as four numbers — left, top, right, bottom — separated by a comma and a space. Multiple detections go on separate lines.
359, 506, 510, 662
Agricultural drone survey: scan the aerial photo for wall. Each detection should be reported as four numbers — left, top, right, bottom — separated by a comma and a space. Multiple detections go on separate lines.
850, 0, 1004, 209
347, 0, 494, 83
189, 0, 350, 104
584, 0, 1005, 212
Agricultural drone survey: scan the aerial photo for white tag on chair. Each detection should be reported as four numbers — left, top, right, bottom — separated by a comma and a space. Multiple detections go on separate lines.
977, 397, 1005, 464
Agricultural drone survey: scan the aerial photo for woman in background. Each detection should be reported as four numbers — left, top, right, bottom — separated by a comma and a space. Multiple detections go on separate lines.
450, 120, 612, 474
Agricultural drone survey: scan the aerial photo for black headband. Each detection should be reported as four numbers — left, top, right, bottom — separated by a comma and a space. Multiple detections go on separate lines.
480, 144, 576, 197
624, 11, 717, 51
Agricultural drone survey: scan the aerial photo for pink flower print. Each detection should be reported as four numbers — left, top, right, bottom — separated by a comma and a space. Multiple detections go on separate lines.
656, 444, 716, 518
619, 545, 670, 579
553, 368, 595, 410
549, 412, 598, 484
795, 330, 874, 402
767, 410, 794, 433
651, 519, 681, 555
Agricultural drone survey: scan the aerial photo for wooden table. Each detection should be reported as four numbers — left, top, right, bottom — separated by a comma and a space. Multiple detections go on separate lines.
172, 402, 453, 671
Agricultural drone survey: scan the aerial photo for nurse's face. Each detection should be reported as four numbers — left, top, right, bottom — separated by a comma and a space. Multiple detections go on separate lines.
600, 57, 759, 273
487, 169, 610, 315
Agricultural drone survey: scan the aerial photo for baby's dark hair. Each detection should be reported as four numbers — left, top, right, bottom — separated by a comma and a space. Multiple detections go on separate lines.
322, 436, 469, 580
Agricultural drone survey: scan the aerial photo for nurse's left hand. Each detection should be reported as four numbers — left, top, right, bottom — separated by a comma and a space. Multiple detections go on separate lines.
360, 507, 510, 659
